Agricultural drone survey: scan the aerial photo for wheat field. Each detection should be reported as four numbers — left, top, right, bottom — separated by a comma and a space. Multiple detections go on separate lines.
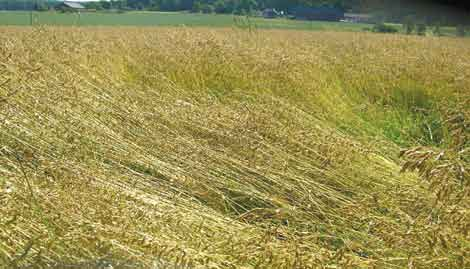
0, 27, 468, 268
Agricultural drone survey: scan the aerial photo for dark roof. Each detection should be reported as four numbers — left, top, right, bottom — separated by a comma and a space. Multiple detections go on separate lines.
61, 1, 85, 9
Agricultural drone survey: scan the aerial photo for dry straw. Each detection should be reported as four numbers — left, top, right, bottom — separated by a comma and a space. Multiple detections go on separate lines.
0, 26, 468, 268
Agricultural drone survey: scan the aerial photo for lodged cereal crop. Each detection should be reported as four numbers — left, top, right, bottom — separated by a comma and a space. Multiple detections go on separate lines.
0, 27, 468, 268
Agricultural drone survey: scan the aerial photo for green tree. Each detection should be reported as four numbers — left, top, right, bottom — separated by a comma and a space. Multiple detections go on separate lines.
372, 22, 398, 33
36, 2, 48, 11
85, 1, 105, 10
432, 22, 442, 36
201, 3, 214, 13
403, 16, 415, 35
214, 0, 227, 13
456, 25, 467, 37
416, 23, 426, 36
235, 0, 257, 14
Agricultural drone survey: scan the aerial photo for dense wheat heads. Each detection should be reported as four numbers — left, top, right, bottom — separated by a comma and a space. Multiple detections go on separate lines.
0, 27, 469, 268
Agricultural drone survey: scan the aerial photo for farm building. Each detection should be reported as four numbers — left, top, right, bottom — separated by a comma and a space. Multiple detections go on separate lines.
262, 8, 279, 19
290, 6, 344, 21
55, 1, 85, 12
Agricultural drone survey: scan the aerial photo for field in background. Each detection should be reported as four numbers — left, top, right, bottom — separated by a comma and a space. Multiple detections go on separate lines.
0, 27, 469, 268
0, 11, 464, 36
0, 11, 466, 36
0, 11, 370, 30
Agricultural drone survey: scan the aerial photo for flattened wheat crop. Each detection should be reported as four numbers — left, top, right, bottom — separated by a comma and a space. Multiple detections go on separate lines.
0, 27, 468, 268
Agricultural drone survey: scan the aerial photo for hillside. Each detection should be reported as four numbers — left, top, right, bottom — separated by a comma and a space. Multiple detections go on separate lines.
0, 27, 468, 268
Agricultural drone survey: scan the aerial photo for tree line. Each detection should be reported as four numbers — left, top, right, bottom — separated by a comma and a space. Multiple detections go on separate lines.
0, 1, 423, 14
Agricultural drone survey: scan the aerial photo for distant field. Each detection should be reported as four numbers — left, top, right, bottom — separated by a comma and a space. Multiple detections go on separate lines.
0, 11, 463, 36
0, 10, 370, 31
